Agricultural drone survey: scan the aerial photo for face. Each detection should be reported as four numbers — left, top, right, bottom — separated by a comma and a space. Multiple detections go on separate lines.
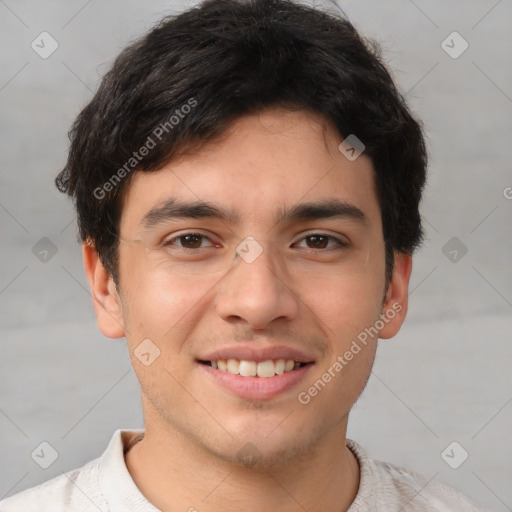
84, 108, 411, 468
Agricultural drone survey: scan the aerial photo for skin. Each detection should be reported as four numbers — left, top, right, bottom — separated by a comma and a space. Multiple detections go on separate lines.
83, 107, 412, 512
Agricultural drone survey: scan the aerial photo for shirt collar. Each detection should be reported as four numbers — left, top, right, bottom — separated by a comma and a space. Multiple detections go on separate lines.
98, 429, 160, 512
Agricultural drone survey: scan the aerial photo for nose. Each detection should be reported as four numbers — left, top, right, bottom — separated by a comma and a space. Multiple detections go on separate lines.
214, 239, 300, 330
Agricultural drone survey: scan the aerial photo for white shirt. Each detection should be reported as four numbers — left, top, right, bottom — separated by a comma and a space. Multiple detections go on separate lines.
0, 429, 490, 511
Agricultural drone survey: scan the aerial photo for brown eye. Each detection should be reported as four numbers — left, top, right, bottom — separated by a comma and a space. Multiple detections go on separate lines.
178, 234, 204, 249
305, 235, 329, 249
295, 233, 348, 250
163, 233, 215, 251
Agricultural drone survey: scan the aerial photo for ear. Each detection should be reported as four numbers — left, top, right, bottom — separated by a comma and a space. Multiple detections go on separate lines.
378, 251, 412, 339
82, 241, 126, 339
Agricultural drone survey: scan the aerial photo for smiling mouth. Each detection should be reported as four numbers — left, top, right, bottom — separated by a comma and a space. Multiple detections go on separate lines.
198, 359, 310, 378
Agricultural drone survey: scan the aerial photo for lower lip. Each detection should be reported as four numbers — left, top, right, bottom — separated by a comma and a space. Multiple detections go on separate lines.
198, 362, 314, 400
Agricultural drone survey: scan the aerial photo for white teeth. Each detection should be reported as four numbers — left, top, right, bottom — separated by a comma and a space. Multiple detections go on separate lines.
275, 359, 285, 374
257, 360, 275, 378
210, 358, 303, 377
227, 359, 240, 374
239, 360, 257, 377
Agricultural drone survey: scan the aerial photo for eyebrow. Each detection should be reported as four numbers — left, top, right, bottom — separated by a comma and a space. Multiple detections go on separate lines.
141, 197, 367, 230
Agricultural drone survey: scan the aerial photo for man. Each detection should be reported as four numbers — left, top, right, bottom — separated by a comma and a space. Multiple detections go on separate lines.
1, 0, 491, 510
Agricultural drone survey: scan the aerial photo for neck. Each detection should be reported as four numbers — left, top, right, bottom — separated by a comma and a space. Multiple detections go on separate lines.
125, 420, 360, 512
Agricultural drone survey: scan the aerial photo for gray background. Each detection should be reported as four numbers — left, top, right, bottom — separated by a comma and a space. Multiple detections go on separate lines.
1, 0, 511, 510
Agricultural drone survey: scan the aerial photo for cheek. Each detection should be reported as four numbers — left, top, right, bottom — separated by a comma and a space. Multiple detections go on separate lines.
304, 269, 384, 380
120, 270, 211, 402
123, 272, 210, 340
120, 263, 226, 394
119, 242, 200, 331
310, 269, 385, 337
295, 276, 382, 417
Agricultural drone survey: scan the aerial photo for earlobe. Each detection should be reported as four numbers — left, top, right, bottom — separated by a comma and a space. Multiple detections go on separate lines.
82, 242, 126, 339
378, 252, 413, 339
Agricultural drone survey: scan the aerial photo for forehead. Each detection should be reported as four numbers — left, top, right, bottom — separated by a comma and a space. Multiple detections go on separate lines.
119, 108, 380, 234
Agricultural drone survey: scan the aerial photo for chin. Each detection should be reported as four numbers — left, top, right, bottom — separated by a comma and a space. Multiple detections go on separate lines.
221, 442, 309, 470
204, 429, 317, 470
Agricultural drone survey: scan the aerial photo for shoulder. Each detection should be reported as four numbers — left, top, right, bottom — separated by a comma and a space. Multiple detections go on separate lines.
346, 439, 491, 512
373, 459, 488, 511
0, 429, 144, 512
0, 457, 106, 512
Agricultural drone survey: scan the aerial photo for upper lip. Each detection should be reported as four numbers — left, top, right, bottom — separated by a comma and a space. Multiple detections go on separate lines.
198, 345, 315, 364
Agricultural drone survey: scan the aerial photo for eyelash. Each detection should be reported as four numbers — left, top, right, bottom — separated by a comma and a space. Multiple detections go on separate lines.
162, 232, 349, 253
